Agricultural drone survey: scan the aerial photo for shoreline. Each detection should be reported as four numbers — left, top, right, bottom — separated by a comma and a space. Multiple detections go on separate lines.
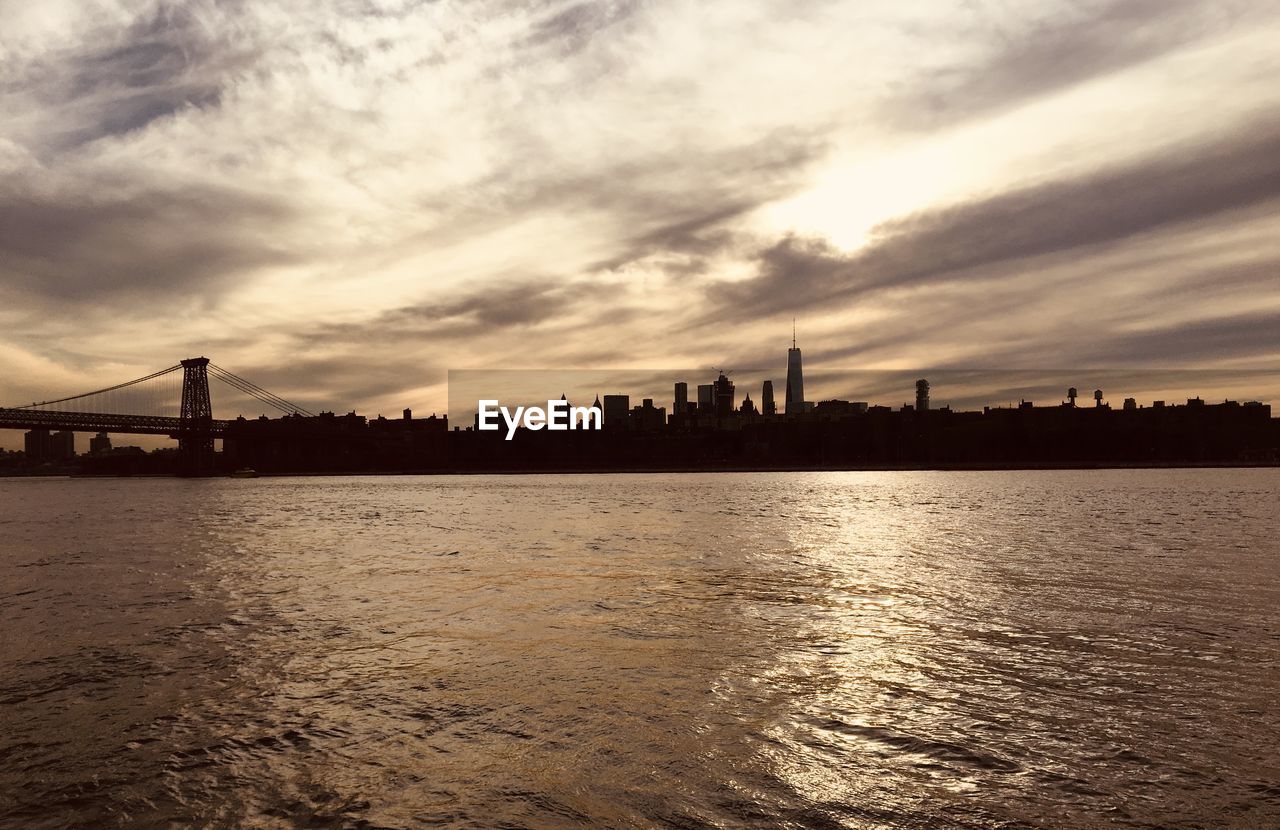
2, 460, 1278, 479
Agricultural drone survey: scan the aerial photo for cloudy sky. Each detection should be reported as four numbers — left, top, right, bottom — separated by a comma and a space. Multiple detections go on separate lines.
2, 0, 1278, 442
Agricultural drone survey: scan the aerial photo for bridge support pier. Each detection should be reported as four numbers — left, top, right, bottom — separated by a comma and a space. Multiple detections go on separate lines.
178, 357, 216, 477
177, 431, 216, 476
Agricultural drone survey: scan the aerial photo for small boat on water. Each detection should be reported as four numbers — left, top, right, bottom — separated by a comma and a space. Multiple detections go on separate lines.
230, 468, 259, 478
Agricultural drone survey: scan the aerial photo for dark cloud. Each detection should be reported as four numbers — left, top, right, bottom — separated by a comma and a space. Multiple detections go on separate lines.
565, 131, 828, 275
913, 258, 1280, 370
384, 281, 606, 329
388, 124, 827, 289
522, 0, 641, 55
509, 126, 823, 223
707, 118, 1280, 324
89, 89, 221, 142
884, 0, 1256, 129
1086, 309, 1280, 364
0, 178, 298, 306
305, 279, 620, 349
586, 203, 751, 275
8, 1, 255, 152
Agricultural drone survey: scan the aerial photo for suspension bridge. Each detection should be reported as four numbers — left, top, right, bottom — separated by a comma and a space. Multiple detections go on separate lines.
0, 358, 316, 474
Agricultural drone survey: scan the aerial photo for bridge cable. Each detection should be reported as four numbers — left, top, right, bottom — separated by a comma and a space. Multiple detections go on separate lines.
208, 366, 310, 416
209, 364, 310, 413
208, 364, 315, 417
209, 371, 296, 415
15, 364, 183, 410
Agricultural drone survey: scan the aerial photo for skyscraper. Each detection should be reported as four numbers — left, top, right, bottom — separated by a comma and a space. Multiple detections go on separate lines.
761, 380, 775, 415
697, 383, 714, 412
24, 428, 50, 459
713, 372, 735, 416
674, 382, 688, 416
632, 398, 666, 432
602, 394, 630, 429
784, 327, 806, 415
50, 431, 75, 459
915, 379, 930, 412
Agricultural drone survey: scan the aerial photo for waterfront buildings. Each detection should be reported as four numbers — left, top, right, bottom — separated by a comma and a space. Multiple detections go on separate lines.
23, 429, 75, 461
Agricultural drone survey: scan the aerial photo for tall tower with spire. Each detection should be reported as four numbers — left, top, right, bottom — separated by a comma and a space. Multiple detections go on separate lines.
784, 321, 806, 415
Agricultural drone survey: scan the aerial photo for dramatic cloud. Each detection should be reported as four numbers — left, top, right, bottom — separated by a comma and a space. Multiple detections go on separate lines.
882, 0, 1265, 128
709, 118, 1280, 324
0, 175, 297, 307
1, 0, 1278, 446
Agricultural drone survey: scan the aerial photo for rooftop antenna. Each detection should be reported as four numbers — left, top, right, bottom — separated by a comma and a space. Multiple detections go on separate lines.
792, 318, 796, 349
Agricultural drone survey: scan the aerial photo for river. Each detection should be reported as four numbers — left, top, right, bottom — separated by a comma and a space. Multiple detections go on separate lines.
1, 470, 1278, 828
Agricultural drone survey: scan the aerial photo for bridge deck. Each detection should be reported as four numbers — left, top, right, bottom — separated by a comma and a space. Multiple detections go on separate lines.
0, 408, 232, 437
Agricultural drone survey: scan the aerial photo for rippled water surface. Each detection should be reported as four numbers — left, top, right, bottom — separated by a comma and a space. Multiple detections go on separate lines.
2, 470, 1279, 828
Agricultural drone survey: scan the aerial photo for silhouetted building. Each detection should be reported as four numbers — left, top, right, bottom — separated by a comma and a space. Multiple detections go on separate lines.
713, 372, 735, 416
602, 395, 630, 430
915, 379, 930, 412
51, 431, 74, 459
23, 428, 75, 461
761, 380, 776, 416
1123, 397, 1137, 411
785, 334, 808, 414
89, 432, 112, 454
697, 384, 714, 411
813, 400, 864, 418
632, 398, 666, 432
23, 429, 48, 459
740, 394, 758, 415
674, 382, 688, 416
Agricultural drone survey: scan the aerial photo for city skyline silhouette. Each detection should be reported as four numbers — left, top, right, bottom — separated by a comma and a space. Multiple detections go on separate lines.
2, 340, 1275, 474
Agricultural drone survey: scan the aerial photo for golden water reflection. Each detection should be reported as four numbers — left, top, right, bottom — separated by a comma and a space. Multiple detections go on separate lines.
1, 470, 1278, 827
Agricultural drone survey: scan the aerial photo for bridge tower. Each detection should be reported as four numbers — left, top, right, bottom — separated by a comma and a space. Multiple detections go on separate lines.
178, 357, 215, 476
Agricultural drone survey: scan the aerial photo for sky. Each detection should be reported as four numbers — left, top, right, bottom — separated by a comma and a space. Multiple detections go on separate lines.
2, 0, 1279, 447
